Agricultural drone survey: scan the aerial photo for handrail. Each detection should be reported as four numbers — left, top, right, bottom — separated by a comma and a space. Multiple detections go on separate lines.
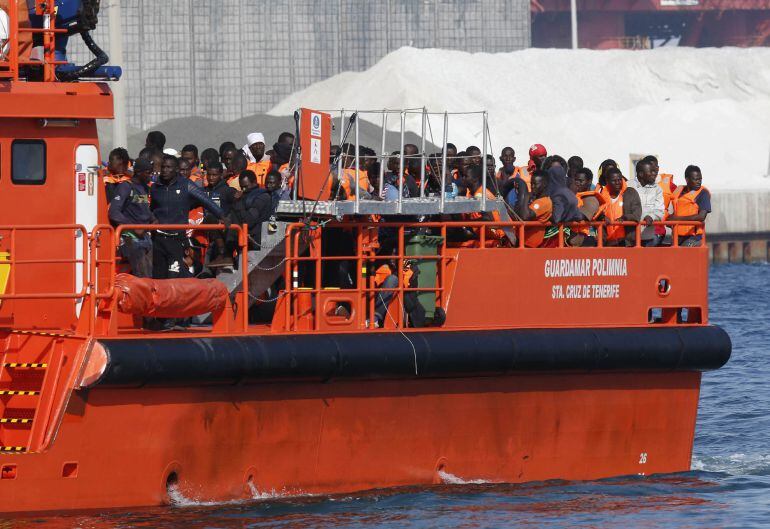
278, 220, 707, 332
109, 223, 250, 332
0, 224, 89, 300
0, 220, 706, 336
0, 0, 61, 82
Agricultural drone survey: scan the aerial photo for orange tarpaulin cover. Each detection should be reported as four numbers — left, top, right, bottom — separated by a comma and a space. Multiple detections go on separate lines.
114, 274, 229, 318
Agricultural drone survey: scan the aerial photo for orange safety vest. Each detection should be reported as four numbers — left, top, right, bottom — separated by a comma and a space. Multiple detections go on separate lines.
601, 183, 628, 241
246, 158, 272, 187
672, 185, 708, 237
524, 196, 553, 248
575, 190, 608, 235
658, 173, 675, 211
495, 167, 531, 191
374, 264, 414, 288
471, 188, 504, 242
189, 166, 206, 187
331, 167, 370, 199
187, 170, 207, 245
101, 171, 131, 185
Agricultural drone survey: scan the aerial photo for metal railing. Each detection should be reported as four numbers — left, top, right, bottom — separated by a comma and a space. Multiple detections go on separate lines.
0, 225, 90, 301
328, 108, 491, 215
0, 219, 705, 336
276, 219, 706, 332
0, 0, 66, 82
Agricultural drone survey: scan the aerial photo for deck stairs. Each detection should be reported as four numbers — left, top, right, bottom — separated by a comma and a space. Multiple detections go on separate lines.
0, 332, 88, 455
201, 221, 308, 323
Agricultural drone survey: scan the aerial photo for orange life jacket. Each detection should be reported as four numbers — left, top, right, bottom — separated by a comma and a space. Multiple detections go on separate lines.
464, 188, 504, 245
189, 166, 206, 187
101, 172, 131, 185
102, 172, 131, 201
575, 190, 608, 236
187, 170, 208, 246
658, 173, 675, 212
672, 185, 708, 237
331, 167, 371, 199
601, 182, 628, 241
246, 159, 272, 187
524, 196, 553, 248
374, 264, 413, 288
495, 166, 531, 191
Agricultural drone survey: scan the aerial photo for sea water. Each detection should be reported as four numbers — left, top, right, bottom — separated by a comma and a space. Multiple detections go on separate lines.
12, 264, 770, 528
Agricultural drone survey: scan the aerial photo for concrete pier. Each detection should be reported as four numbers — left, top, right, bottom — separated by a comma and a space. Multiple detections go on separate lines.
706, 190, 770, 264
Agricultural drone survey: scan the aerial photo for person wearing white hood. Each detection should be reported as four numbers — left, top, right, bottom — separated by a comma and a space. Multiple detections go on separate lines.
243, 132, 272, 187
629, 159, 665, 246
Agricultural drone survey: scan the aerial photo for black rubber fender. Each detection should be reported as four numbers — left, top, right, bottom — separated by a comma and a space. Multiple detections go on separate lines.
93, 325, 732, 388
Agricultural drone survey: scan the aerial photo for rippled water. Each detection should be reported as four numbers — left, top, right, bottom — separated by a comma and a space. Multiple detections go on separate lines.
11, 264, 770, 528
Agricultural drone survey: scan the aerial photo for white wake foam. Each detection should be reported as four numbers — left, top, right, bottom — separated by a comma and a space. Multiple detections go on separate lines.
167, 482, 298, 508
692, 453, 770, 476
437, 470, 491, 485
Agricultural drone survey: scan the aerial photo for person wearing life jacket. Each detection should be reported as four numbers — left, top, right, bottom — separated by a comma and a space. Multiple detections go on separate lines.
513, 170, 554, 248
457, 165, 505, 247
330, 143, 373, 200
485, 154, 497, 190
570, 167, 607, 247
566, 156, 583, 189
178, 157, 193, 181
527, 143, 548, 175
270, 138, 295, 195
181, 144, 205, 184
451, 150, 469, 197
370, 261, 418, 328
597, 159, 618, 190
629, 159, 665, 246
496, 147, 528, 189
668, 165, 711, 247
600, 167, 642, 246
643, 155, 676, 242
201, 162, 237, 269
102, 147, 132, 202
243, 132, 272, 188
225, 151, 248, 190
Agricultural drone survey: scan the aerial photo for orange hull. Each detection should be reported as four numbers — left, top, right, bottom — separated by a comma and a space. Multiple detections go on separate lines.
0, 371, 700, 512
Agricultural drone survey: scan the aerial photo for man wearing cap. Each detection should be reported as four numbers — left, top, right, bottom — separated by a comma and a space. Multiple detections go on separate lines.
244, 132, 272, 187
108, 157, 155, 277
528, 144, 548, 175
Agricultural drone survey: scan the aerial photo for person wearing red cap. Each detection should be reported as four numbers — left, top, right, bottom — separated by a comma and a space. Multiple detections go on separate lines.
528, 144, 548, 175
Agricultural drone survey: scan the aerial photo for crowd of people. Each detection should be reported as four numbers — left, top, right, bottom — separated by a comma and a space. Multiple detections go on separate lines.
102, 128, 711, 326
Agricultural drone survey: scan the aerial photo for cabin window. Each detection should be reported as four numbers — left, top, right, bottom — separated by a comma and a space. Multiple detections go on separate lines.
11, 140, 47, 185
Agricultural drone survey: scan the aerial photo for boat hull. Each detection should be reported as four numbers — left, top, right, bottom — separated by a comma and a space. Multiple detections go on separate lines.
0, 370, 702, 512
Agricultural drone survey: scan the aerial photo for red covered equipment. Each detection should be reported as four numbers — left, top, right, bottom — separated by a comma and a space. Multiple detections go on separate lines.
114, 273, 229, 318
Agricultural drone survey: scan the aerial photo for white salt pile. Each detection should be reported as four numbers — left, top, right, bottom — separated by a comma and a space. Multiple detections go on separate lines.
270, 46, 770, 191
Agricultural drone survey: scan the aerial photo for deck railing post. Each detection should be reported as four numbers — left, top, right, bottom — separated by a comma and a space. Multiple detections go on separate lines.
439, 112, 448, 213
420, 108, 427, 198
379, 110, 387, 200
398, 111, 405, 214
354, 112, 360, 213
240, 224, 249, 331
337, 109, 345, 201
481, 111, 488, 212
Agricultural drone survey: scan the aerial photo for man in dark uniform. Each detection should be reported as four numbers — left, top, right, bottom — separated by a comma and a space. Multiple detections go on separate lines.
150, 155, 226, 280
